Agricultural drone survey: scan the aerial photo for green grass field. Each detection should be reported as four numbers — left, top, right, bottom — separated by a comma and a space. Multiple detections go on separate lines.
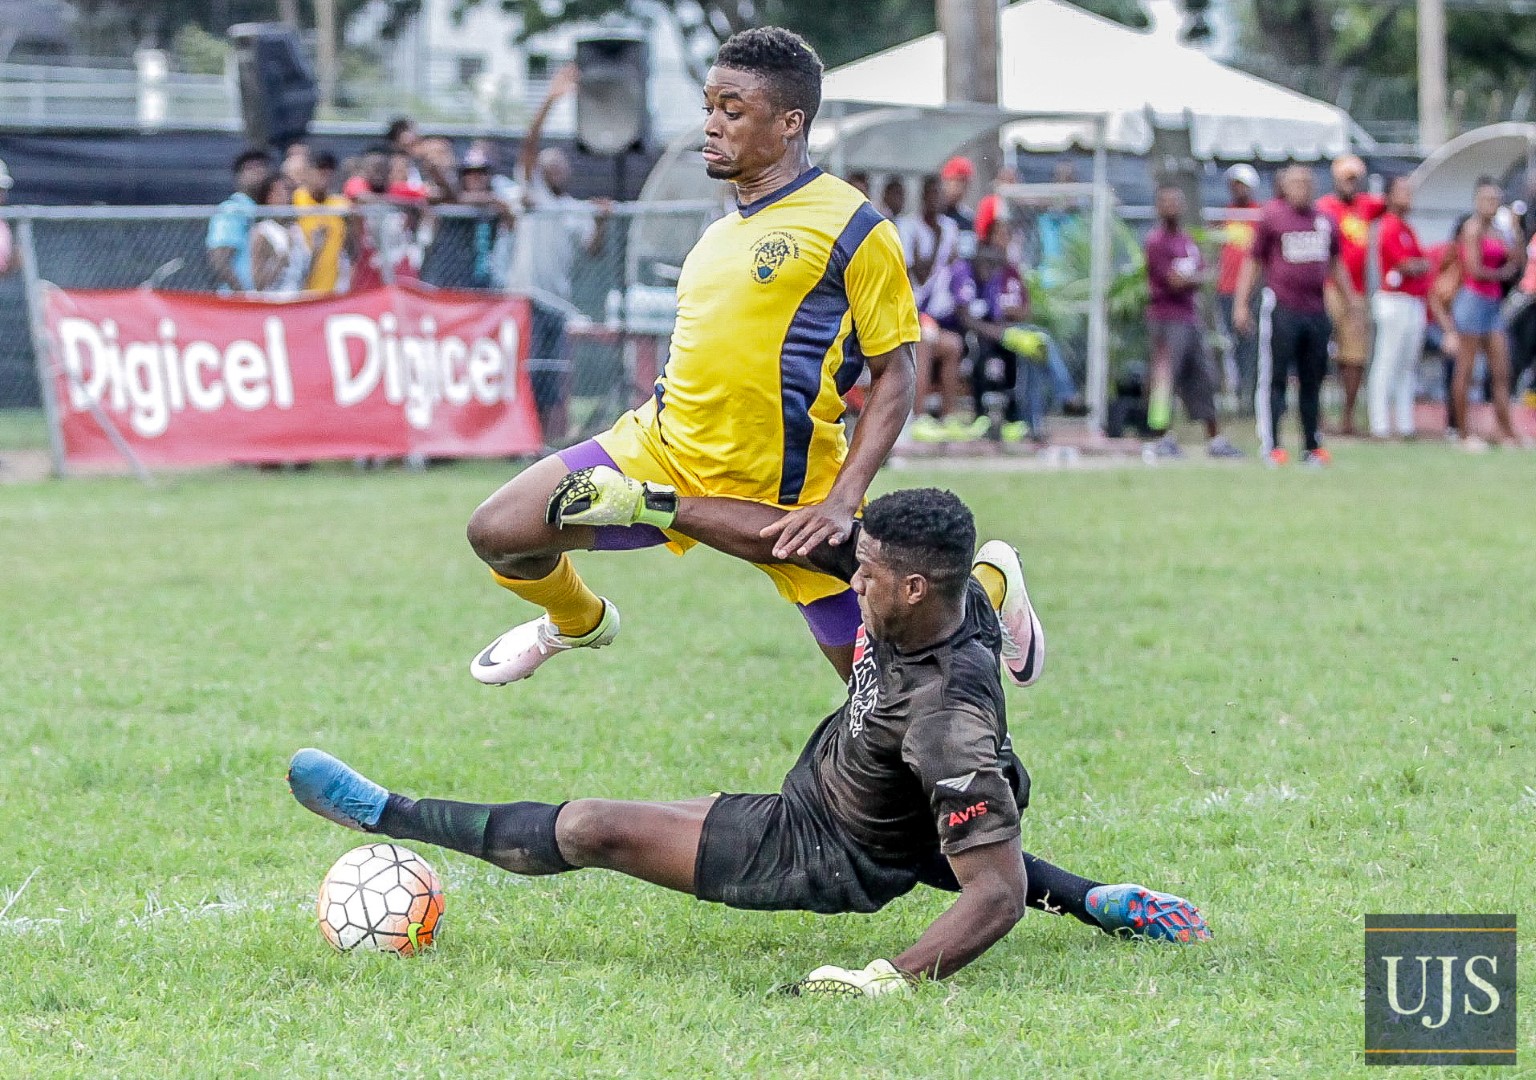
3, 446, 1533, 1077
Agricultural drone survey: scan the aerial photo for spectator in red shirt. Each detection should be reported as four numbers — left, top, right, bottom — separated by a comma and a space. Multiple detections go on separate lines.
938, 156, 976, 238
1233, 165, 1356, 466
1365, 176, 1433, 439
1142, 184, 1243, 459
342, 145, 427, 289
972, 166, 1018, 255
384, 116, 456, 202
1216, 164, 1261, 410
1316, 155, 1386, 436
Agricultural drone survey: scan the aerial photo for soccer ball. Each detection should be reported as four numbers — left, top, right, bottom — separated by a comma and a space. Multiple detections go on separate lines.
317, 843, 444, 955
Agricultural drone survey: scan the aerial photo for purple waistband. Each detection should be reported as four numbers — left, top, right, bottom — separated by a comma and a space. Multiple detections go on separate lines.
797, 589, 863, 647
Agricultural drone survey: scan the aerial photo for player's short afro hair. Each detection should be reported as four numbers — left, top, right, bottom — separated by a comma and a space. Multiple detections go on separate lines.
714, 26, 823, 126
862, 488, 976, 597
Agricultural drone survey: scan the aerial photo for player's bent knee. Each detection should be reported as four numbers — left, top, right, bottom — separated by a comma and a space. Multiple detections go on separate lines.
465, 501, 518, 562
466, 502, 554, 571
554, 799, 635, 868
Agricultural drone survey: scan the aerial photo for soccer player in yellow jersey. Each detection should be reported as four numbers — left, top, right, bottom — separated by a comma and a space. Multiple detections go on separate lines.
464, 28, 913, 683
466, 27, 1042, 689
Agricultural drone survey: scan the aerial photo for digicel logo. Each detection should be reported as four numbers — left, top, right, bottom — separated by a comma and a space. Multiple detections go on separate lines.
59, 315, 295, 438
56, 311, 520, 438
325, 312, 519, 429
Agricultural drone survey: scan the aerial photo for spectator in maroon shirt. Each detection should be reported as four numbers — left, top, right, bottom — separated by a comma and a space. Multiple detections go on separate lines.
1233, 165, 1356, 466
1143, 184, 1243, 459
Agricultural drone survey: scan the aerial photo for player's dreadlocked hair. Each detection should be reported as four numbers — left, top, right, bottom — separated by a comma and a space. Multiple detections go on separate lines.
714, 26, 824, 126
861, 488, 976, 599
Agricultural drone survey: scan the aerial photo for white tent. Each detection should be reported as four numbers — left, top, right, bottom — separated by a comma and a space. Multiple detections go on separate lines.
820, 0, 1362, 161
1409, 123, 1536, 246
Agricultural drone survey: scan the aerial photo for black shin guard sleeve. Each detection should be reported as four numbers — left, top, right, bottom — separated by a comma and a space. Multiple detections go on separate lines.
1023, 853, 1103, 928
377, 795, 575, 876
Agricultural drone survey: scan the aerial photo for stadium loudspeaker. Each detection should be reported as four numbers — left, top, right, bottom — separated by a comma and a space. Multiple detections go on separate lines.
1148, 120, 1200, 222
575, 35, 650, 156
228, 23, 318, 150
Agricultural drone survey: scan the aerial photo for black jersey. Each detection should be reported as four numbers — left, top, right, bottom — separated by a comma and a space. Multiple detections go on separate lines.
799, 578, 1025, 863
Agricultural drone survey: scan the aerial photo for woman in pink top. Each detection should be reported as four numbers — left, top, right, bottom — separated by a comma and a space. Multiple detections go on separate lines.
1451, 179, 1525, 449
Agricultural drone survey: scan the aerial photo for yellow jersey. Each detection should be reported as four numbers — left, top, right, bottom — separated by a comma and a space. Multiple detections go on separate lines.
293, 189, 349, 292
640, 168, 918, 506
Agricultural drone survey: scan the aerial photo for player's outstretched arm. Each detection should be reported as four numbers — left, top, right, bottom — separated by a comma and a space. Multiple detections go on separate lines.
761, 342, 916, 560
893, 839, 1027, 982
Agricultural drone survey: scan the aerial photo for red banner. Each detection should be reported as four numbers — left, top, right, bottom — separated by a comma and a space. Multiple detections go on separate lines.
41, 283, 541, 468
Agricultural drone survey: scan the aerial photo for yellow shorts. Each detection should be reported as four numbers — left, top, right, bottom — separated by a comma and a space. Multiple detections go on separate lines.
581, 409, 851, 607
1326, 285, 1371, 366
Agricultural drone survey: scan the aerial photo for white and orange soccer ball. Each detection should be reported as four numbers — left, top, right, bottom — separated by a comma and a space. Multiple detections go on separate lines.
317, 843, 444, 956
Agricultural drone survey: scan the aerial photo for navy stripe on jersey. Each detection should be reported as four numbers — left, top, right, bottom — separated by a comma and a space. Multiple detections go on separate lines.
739, 167, 823, 219
835, 328, 864, 397
778, 201, 885, 504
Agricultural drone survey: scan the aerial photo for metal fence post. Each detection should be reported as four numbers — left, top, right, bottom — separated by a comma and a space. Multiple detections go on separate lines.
17, 215, 153, 484
1086, 115, 1112, 437
16, 217, 68, 477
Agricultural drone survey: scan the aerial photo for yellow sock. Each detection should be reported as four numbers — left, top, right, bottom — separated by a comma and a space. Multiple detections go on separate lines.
492, 555, 604, 637
972, 563, 1007, 612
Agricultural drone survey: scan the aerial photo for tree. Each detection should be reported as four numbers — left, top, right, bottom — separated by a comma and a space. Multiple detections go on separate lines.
498, 0, 934, 71
66, 0, 417, 49
1230, 0, 1536, 127
1074, 0, 1150, 30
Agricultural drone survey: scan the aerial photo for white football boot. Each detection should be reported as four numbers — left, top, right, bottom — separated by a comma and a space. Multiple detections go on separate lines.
470, 599, 621, 685
973, 540, 1045, 688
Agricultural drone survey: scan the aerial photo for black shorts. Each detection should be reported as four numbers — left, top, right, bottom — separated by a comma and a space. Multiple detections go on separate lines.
1148, 319, 1217, 423
694, 767, 923, 915
694, 758, 1029, 915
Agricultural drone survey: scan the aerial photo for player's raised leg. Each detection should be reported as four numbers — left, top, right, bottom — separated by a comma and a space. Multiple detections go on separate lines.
550, 467, 1048, 687
288, 748, 711, 891
971, 541, 1045, 687
464, 450, 629, 685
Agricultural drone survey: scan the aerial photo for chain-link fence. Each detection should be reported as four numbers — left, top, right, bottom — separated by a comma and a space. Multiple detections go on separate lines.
0, 198, 721, 469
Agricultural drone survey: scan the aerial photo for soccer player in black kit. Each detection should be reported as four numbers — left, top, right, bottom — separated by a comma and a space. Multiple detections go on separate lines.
288, 489, 1209, 995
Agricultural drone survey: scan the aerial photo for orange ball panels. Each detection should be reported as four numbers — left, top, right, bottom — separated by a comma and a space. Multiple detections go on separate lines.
316, 843, 444, 956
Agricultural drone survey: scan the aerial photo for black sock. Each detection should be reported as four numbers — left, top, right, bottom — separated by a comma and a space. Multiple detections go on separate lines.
1023, 853, 1104, 929
376, 795, 575, 876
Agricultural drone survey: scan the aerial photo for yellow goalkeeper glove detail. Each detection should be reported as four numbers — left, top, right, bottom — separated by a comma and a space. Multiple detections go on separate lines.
546, 465, 677, 530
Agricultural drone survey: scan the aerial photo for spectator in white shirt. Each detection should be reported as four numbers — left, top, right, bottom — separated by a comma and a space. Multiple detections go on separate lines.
899, 175, 967, 442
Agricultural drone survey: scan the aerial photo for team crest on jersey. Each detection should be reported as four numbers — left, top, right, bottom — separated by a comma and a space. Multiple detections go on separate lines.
847, 626, 877, 737
751, 230, 800, 283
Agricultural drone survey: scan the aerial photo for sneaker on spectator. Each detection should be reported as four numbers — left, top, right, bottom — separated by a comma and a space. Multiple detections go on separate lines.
1000, 420, 1029, 444
1304, 447, 1332, 468
1266, 447, 1290, 467
1153, 435, 1184, 459
944, 415, 991, 442
1207, 435, 1244, 459
1460, 435, 1490, 454
909, 415, 947, 444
